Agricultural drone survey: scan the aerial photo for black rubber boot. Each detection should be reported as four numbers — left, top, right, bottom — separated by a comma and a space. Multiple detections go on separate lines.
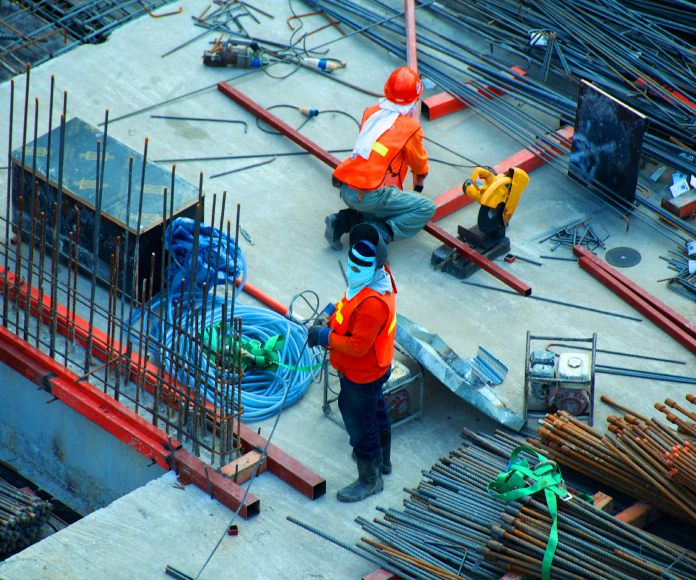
351, 439, 391, 475
337, 455, 383, 502
324, 214, 344, 250
325, 209, 363, 250
380, 431, 392, 475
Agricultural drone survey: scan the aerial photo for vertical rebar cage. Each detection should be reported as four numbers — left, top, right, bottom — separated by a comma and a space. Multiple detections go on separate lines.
1, 73, 252, 468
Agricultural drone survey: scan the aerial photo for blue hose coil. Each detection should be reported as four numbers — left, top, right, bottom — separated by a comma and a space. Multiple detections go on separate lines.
131, 217, 316, 422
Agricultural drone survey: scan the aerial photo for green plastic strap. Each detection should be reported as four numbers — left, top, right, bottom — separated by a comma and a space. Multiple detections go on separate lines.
202, 325, 322, 372
487, 445, 588, 580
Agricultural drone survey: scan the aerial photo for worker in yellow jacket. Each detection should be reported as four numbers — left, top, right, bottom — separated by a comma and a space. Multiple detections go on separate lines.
325, 67, 435, 249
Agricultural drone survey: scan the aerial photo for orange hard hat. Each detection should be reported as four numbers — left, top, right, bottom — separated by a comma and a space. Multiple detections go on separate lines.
384, 67, 423, 105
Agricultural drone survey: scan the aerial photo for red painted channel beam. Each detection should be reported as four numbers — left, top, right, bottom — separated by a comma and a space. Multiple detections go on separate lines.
431, 125, 574, 223
426, 222, 531, 295
422, 67, 527, 121
574, 246, 696, 355
217, 82, 341, 168
217, 82, 531, 296
0, 268, 324, 504
0, 322, 175, 469
0, 317, 261, 517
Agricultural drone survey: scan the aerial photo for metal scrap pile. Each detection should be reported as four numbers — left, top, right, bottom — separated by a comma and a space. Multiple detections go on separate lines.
0, 477, 52, 557
530, 395, 696, 524
353, 428, 696, 579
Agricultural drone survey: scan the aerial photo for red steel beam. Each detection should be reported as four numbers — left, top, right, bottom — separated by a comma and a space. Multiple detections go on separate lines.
431, 185, 474, 222
238, 425, 327, 499
0, 324, 261, 516
425, 222, 531, 296
432, 125, 575, 223
576, 258, 696, 355
660, 193, 696, 219
170, 448, 260, 518
0, 324, 175, 469
217, 84, 531, 295
0, 267, 325, 500
217, 82, 341, 168
404, 0, 420, 120
574, 246, 696, 338
0, 290, 261, 517
422, 67, 526, 121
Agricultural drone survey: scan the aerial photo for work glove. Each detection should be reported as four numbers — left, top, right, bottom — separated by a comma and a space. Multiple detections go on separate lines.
307, 325, 332, 349
312, 303, 336, 327
414, 173, 426, 193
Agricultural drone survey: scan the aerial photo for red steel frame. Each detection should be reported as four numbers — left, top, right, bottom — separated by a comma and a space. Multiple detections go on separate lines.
422, 66, 527, 121
404, 0, 420, 120
573, 246, 696, 355
217, 82, 531, 296
0, 265, 325, 512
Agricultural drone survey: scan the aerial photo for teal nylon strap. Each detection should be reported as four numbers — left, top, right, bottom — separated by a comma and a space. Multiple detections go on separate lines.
487, 445, 589, 580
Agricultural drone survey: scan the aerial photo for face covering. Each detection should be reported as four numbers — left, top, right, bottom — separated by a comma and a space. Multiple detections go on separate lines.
345, 241, 377, 299
347, 262, 376, 288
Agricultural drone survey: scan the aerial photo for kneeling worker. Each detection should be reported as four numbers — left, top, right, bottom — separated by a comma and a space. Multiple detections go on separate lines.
325, 66, 435, 249
308, 224, 396, 502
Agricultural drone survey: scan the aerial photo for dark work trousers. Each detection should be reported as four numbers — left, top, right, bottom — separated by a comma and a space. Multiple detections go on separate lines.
337, 368, 391, 461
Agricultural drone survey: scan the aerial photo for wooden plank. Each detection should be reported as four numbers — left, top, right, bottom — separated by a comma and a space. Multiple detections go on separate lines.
614, 501, 660, 528
593, 491, 614, 512
220, 450, 267, 484
661, 191, 696, 219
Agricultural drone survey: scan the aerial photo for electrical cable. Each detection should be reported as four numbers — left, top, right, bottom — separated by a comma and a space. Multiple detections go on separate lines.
254, 103, 360, 135
130, 217, 321, 422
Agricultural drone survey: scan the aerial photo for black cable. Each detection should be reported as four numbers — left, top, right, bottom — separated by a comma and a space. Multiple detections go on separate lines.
255, 104, 360, 135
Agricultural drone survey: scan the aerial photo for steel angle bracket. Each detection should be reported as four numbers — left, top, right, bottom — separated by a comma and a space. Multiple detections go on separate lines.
395, 314, 524, 431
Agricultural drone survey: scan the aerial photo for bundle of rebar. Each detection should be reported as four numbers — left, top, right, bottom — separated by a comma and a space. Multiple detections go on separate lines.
530, 395, 696, 524
0, 477, 52, 557
350, 428, 696, 579
0, 0, 176, 80
434, 0, 696, 146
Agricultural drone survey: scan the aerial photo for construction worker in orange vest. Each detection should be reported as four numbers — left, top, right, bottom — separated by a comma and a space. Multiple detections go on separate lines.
324, 66, 435, 250
308, 224, 396, 502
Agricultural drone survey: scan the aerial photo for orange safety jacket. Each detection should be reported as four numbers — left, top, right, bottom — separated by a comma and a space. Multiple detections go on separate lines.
327, 267, 397, 383
332, 104, 428, 191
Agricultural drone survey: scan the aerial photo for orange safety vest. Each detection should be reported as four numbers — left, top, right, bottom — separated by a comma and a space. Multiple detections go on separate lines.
332, 104, 421, 191
327, 270, 397, 376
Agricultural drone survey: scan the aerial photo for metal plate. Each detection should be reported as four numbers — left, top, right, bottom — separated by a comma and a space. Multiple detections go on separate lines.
605, 246, 642, 268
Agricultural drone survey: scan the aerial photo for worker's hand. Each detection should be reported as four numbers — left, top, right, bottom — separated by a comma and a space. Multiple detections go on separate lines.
307, 325, 332, 349
312, 303, 336, 327
413, 173, 426, 193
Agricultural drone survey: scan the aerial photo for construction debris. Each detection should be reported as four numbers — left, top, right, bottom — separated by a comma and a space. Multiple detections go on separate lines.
539, 216, 609, 254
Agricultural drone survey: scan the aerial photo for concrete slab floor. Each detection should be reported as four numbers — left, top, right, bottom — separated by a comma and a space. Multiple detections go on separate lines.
0, 0, 694, 577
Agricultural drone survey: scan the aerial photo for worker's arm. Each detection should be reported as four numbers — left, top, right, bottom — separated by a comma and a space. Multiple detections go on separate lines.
328, 298, 389, 358
403, 127, 429, 188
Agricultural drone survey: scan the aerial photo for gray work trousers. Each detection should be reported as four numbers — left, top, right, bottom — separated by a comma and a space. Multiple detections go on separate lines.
340, 184, 436, 242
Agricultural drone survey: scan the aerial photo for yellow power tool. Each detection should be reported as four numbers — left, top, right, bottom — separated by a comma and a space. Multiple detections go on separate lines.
463, 167, 530, 239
